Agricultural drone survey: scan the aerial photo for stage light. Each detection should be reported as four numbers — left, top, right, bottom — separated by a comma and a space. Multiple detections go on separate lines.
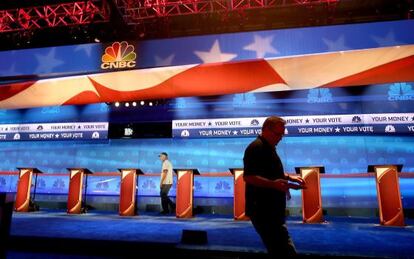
140, 101, 145, 106
149, 102, 153, 106
132, 102, 137, 107
94, 37, 100, 43
125, 102, 130, 107
115, 102, 120, 107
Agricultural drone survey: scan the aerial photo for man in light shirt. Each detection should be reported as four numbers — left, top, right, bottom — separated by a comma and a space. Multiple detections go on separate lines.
158, 152, 175, 215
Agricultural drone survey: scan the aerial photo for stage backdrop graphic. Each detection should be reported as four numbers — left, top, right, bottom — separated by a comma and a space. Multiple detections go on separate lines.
0, 83, 413, 209
1, 20, 414, 109
1, 20, 414, 78
0, 20, 413, 210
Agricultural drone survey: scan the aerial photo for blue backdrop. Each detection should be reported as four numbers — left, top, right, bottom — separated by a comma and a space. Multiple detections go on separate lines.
0, 82, 413, 209
1, 19, 414, 79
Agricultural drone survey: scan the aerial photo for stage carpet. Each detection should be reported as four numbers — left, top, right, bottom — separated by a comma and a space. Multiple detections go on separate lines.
5, 211, 414, 259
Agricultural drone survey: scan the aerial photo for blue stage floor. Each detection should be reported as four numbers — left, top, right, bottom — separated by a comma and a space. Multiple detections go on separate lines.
6, 211, 414, 258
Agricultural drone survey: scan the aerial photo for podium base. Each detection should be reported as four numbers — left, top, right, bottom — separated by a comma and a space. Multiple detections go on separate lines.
80, 204, 95, 214
28, 200, 40, 212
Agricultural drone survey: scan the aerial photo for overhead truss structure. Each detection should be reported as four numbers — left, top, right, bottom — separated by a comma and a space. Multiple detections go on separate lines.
0, 0, 110, 33
115, 0, 339, 24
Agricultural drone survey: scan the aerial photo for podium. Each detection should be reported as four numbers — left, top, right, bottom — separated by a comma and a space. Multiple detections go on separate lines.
368, 164, 405, 226
118, 168, 144, 216
67, 168, 93, 214
173, 168, 200, 218
229, 168, 248, 220
295, 166, 324, 223
15, 168, 43, 212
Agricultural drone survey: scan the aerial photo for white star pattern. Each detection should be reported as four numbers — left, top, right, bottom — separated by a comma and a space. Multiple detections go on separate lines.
232, 131, 238, 135
322, 35, 350, 52
34, 48, 65, 74
243, 35, 279, 58
335, 127, 341, 133
155, 54, 175, 66
75, 44, 94, 57
372, 31, 404, 47
194, 40, 237, 63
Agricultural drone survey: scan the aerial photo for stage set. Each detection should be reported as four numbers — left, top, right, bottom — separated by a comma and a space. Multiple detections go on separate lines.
1, 16, 414, 258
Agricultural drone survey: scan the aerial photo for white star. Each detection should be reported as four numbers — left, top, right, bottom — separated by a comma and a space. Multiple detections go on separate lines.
155, 54, 175, 66
194, 40, 237, 63
55, 134, 59, 138
372, 31, 404, 47
75, 44, 94, 57
34, 48, 64, 74
322, 35, 350, 52
243, 35, 279, 58
232, 131, 238, 135
335, 127, 341, 133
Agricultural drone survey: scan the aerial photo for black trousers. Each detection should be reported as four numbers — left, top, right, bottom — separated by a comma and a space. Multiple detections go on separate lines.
250, 213, 297, 258
160, 184, 175, 213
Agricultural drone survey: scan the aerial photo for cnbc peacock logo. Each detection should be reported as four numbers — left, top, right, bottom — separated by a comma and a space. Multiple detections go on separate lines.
101, 41, 137, 69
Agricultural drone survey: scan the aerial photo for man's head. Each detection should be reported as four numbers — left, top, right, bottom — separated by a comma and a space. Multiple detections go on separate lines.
261, 116, 286, 146
158, 152, 168, 161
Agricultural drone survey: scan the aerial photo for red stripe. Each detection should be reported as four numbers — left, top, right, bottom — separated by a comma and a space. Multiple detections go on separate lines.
0, 81, 36, 101
89, 60, 285, 102
1, 172, 412, 178
323, 55, 414, 87
0, 171, 18, 175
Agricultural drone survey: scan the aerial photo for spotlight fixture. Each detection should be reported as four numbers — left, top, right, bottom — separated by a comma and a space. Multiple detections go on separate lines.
140, 101, 145, 106
132, 102, 137, 107
149, 102, 153, 106
115, 102, 120, 107
125, 102, 130, 107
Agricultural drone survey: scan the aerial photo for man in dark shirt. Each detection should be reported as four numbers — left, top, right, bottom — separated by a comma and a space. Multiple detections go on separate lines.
244, 116, 306, 257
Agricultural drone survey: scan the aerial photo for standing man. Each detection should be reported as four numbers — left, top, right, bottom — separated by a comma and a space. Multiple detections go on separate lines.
159, 152, 175, 215
243, 116, 306, 257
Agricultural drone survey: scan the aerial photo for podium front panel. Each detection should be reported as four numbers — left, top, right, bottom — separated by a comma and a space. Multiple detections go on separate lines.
176, 170, 194, 218
119, 169, 137, 216
300, 168, 323, 223
67, 169, 84, 214
232, 169, 248, 220
15, 169, 34, 212
375, 166, 405, 226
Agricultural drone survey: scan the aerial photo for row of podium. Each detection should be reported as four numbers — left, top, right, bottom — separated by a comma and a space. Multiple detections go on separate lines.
13, 165, 405, 226
14, 167, 204, 217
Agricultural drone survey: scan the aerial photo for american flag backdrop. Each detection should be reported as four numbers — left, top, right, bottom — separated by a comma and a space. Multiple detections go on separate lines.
1, 45, 414, 109
1, 19, 414, 109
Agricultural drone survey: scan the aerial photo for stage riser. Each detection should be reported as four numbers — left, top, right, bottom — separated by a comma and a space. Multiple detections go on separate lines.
7, 194, 414, 218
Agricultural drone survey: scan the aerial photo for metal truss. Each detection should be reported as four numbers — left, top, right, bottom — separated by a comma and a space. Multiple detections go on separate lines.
115, 0, 339, 24
0, 1, 110, 33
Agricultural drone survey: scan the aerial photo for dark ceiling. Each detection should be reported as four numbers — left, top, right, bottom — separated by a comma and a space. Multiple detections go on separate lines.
0, 0, 413, 51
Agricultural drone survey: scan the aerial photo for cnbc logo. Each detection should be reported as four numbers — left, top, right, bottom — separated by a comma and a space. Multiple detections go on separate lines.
307, 88, 333, 103
101, 41, 137, 69
388, 83, 414, 101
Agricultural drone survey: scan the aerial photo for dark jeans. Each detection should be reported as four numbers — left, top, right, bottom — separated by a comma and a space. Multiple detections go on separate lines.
160, 184, 175, 213
250, 213, 297, 258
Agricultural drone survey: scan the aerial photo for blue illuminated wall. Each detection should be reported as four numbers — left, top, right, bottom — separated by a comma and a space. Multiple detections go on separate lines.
0, 137, 413, 208
0, 136, 413, 174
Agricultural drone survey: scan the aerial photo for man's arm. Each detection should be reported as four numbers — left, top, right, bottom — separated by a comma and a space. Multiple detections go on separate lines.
244, 175, 304, 192
284, 173, 306, 186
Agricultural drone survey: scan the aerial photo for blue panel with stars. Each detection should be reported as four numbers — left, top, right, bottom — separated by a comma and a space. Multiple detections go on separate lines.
1, 20, 414, 78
